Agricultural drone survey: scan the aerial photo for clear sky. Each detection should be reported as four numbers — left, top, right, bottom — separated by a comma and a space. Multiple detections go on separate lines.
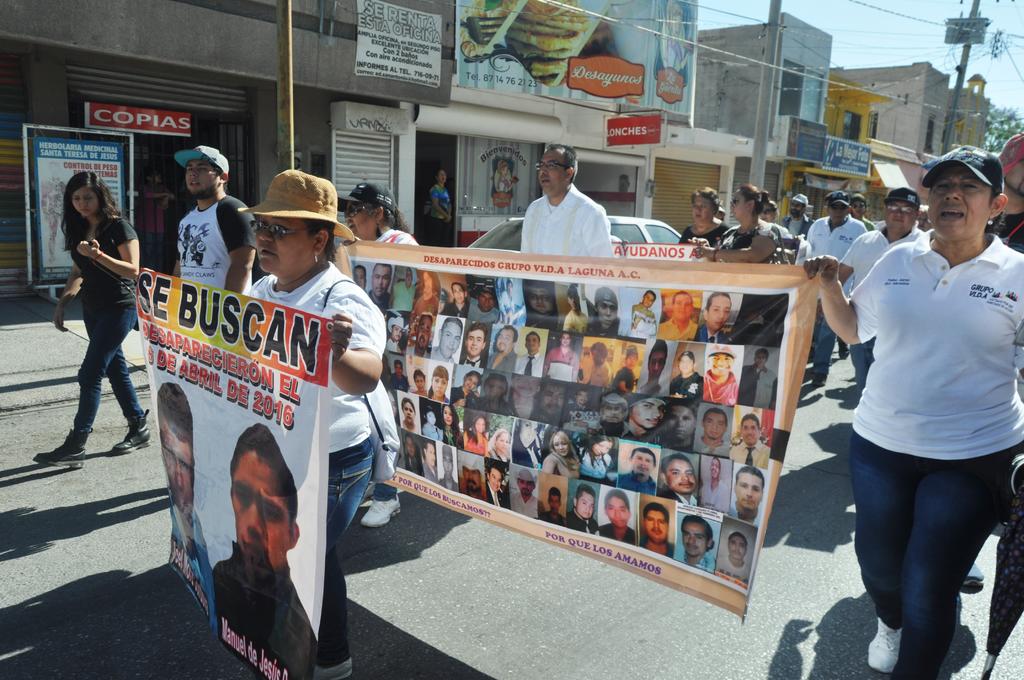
696, 0, 1024, 112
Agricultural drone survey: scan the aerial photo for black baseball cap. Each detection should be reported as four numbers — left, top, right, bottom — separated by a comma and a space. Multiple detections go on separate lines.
883, 187, 920, 208
826, 191, 851, 207
343, 182, 395, 211
922, 146, 1003, 193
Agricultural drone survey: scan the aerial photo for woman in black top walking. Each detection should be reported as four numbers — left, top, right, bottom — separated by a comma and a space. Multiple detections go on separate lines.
40, 172, 149, 468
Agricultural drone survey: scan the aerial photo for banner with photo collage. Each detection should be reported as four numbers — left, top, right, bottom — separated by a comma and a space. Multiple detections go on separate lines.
349, 243, 817, 617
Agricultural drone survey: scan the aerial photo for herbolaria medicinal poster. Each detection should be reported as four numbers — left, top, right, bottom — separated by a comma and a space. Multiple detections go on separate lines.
349, 242, 816, 618
136, 270, 333, 679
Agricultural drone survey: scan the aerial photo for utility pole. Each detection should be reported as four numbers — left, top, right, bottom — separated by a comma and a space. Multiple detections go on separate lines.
941, 0, 982, 154
750, 0, 783, 188
277, 0, 295, 171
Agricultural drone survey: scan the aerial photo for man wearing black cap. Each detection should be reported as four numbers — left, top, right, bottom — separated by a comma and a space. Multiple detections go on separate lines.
835, 187, 924, 392
173, 146, 256, 293
806, 190, 866, 387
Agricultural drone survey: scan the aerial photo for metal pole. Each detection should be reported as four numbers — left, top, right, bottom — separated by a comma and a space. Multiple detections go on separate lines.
277, 0, 295, 171
941, 0, 981, 154
750, 0, 783, 188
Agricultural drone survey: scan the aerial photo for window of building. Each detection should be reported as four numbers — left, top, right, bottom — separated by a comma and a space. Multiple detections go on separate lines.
779, 60, 804, 117
925, 115, 936, 153
842, 111, 862, 141
868, 111, 878, 139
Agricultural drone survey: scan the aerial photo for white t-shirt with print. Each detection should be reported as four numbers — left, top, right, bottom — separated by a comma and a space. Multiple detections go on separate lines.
250, 265, 386, 451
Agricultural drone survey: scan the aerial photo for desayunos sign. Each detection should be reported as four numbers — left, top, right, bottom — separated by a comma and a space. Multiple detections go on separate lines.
607, 115, 663, 146
85, 102, 192, 137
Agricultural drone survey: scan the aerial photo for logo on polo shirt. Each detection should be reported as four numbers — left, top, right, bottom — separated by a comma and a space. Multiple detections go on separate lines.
972, 284, 1018, 311
969, 284, 993, 298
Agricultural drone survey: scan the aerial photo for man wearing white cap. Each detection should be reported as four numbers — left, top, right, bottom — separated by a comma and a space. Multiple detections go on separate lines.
173, 145, 256, 293
783, 193, 813, 236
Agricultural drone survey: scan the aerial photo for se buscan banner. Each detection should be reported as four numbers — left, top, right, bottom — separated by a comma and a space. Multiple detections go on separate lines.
349, 242, 816, 617
136, 270, 332, 679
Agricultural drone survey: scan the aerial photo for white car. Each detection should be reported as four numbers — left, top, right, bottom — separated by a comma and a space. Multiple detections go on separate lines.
469, 216, 681, 251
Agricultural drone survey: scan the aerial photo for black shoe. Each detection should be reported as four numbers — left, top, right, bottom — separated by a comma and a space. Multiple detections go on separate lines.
112, 410, 151, 453
36, 430, 88, 469
810, 373, 827, 387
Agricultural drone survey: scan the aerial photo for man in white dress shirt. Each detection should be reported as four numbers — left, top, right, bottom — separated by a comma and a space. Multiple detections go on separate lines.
520, 144, 613, 258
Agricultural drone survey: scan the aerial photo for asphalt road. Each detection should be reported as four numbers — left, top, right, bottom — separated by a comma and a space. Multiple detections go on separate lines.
1, 297, 1021, 679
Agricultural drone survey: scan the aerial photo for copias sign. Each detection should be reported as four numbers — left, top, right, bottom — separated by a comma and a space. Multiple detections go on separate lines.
85, 102, 192, 137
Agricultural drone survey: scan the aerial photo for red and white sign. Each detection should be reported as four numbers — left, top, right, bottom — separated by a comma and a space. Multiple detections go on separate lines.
613, 242, 701, 261
85, 102, 192, 137
606, 114, 663, 147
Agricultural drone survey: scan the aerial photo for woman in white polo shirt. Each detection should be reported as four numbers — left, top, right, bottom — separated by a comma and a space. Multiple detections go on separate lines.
805, 147, 1024, 678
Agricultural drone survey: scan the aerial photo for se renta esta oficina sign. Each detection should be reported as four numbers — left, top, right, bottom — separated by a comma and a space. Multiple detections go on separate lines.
85, 102, 192, 137
606, 115, 664, 146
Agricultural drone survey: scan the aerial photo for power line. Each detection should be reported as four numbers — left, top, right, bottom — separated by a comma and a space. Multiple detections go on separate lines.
1008, 50, 1024, 85
844, 0, 946, 26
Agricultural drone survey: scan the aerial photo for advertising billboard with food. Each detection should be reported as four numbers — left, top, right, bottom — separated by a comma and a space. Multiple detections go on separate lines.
457, 0, 697, 116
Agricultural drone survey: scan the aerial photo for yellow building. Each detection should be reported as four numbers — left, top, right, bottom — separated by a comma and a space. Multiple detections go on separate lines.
781, 75, 886, 219
950, 74, 989, 149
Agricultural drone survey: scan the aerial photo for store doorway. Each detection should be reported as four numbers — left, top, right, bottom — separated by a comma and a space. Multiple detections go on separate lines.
415, 131, 457, 246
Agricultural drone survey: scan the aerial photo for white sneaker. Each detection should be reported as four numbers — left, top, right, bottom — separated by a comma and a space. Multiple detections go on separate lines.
867, 618, 901, 673
313, 657, 352, 680
360, 497, 400, 528
962, 562, 984, 592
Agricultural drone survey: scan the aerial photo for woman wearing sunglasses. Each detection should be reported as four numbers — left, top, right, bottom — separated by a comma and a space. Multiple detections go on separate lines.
694, 183, 782, 264
342, 182, 417, 246
243, 170, 386, 680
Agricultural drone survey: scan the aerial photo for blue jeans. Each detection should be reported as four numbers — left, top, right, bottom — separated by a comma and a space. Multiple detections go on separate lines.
812, 316, 837, 375
850, 339, 876, 393
73, 305, 145, 433
318, 437, 374, 665
849, 431, 1007, 678
372, 482, 398, 502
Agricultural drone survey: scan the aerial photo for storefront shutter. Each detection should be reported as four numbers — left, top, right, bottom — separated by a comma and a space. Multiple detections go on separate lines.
652, 158, 721, 232
332, 130, 393, 196
0, 54, 27, 296
66, 64, 248, 114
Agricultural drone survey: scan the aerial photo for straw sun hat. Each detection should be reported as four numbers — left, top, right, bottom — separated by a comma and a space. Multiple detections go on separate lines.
241, 169, 355, 241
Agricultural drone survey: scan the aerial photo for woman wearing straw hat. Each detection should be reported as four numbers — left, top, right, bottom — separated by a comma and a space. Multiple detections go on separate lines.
243, 169, 386, 680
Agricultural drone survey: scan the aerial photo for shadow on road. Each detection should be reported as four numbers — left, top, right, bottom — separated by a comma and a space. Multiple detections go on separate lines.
0, 566, 492, 680
0, 488, 167, 562
767, 594, 977, 680
343, 491, 472, 576
764, 459, 856, 553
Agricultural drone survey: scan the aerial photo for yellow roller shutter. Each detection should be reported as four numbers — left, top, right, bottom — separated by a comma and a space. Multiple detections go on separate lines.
652, 159, 721, 232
